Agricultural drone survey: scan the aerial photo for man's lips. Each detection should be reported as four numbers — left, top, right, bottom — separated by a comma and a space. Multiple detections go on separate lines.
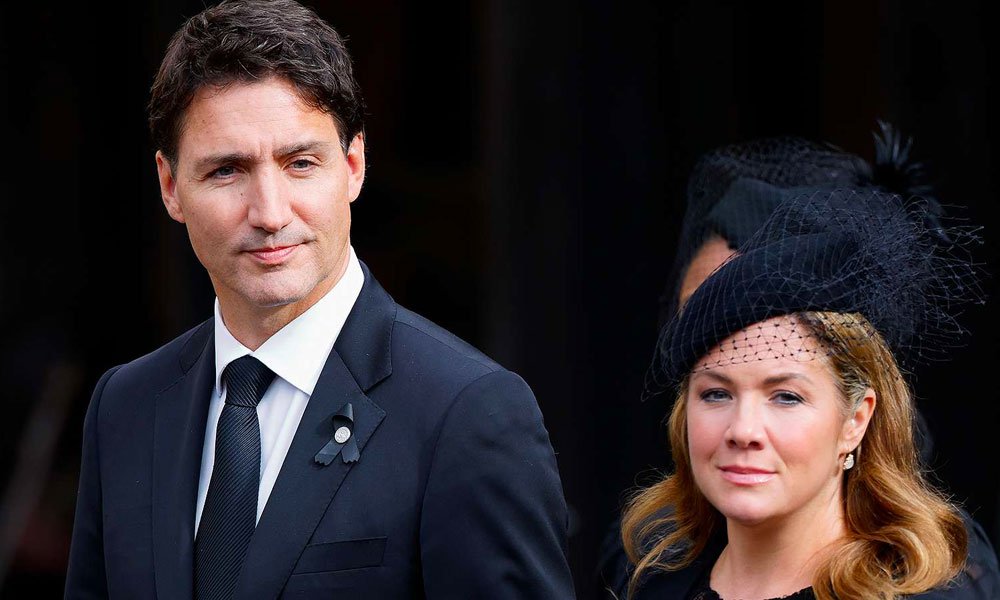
718, 465, 776, 485
246, 244, 299, 264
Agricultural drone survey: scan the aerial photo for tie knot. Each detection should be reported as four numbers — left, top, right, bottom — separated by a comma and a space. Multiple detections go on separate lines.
222, 355, 276, 408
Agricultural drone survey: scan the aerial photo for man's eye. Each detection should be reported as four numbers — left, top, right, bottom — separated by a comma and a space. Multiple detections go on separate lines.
210, 166, 236, 178
772, 392, 804, 406
700, 389, 731, 403
290, 159, 315, 170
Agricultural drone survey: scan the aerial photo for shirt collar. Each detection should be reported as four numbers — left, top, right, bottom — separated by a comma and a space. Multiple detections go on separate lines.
214, 246, 364, 396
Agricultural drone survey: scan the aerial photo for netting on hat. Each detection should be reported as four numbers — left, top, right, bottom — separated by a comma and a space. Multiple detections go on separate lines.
661, 137, 871, 323
689, 314, 834, 374
647, 187, 983, 395
660, 125, 947, 325
686, 138, 868, 228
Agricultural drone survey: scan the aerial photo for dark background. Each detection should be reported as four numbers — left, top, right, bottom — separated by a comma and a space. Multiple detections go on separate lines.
1, 1, 997, 597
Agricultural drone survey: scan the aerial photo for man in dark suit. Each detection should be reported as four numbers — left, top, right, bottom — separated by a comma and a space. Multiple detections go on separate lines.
64, 1, 574, 598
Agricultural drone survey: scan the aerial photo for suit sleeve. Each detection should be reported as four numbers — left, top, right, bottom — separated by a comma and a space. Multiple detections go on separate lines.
419, 369, 575, 599
64, 366, 120, 600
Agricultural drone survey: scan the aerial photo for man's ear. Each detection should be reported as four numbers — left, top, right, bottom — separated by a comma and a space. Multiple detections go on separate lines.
156, 151, 185, 223
345, 133, 366, 203
841, 387, 876, 455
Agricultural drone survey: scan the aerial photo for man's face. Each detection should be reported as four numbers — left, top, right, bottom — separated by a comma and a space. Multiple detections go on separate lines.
156, 76, 365, 321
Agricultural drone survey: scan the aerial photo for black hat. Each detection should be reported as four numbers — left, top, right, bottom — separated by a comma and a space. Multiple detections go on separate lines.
647, 187, 982, 395
659, 122, 947, 325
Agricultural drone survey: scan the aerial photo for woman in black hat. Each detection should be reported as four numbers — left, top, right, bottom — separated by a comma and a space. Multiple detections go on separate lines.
618, 188, 997, 599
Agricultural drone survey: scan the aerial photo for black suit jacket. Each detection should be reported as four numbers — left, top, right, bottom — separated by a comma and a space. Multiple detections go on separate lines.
66, 264, 575, 599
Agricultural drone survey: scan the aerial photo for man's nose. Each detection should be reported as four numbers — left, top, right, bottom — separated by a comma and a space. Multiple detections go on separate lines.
246, 168, 294, 232
725, 399, 766, 450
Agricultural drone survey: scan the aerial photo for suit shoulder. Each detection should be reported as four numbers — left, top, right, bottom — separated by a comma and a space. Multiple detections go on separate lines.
393, 306, 503, 377
100, 318, 212, 398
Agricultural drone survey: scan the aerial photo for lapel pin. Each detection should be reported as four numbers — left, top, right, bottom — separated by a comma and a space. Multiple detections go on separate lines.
314, 402, 361, 466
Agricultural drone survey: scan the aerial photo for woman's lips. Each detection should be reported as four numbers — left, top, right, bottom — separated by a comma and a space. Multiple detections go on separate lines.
247, 244, 298, 264
719, 466, 776, 485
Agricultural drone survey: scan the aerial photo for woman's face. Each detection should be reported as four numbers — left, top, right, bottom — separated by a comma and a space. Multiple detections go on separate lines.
686, 317, 872, 528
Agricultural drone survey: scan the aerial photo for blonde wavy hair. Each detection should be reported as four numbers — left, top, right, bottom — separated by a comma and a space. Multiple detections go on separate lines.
622, 311, 967, 599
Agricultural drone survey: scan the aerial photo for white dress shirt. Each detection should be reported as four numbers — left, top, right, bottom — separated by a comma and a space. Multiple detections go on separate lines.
194, 247, 364, 533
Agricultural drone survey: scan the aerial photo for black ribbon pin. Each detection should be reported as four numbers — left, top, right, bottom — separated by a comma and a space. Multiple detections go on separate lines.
313, 402, 360, 465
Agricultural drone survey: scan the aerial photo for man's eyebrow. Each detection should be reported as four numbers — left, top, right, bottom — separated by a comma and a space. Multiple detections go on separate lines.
194, 140, 340, 173
274, 140, 335, 157
192, 152, 255, 174
190, 141, 336, 174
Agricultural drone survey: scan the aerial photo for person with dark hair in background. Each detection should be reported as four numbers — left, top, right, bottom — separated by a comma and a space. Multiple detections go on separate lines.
597, 128, 1000, 598
64, 1, 574, 598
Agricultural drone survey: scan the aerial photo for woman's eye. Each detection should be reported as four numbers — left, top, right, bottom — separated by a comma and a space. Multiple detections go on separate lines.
700, 389, 731, 403
772, 392, 804, 406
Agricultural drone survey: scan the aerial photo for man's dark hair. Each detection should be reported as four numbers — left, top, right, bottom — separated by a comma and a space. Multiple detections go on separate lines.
148, 0, 365, 163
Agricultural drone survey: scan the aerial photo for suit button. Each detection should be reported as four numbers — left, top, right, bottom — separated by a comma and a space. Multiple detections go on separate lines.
335, 426, 352, 444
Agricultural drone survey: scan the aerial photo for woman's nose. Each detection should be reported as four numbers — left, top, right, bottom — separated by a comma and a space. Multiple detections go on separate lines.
725, 400, 766, 450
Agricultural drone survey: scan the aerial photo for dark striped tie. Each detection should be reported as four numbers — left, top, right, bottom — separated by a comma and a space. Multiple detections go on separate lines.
195, 355, 276, 600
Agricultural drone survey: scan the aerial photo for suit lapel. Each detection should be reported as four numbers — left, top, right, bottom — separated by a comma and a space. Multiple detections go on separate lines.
332, 261, 395, 391
234, 349, 386, 599
152, 322, 215, 600
234, 262, 395, 599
